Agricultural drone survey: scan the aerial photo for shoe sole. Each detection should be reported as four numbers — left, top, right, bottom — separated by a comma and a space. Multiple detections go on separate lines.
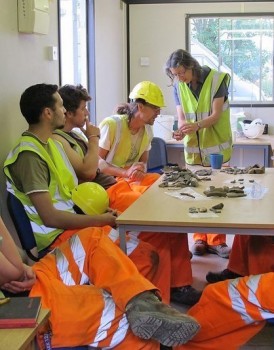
127, 312, 200, 346
192, 251, 206, 256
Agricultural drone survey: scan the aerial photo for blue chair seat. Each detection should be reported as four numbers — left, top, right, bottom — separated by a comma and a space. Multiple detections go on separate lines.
7, 192, 49, 261
147, 137, 176, 174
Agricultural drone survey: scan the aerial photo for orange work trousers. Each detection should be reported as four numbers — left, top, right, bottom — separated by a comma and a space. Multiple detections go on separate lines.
51, 227, 159, 300
175, 273, 274, 350
107, 173, 160, 212
228, 235, 274, 276
193, 233, 226, 246
107, 173, 193, 303
31, 227, 159, 349
138, 231, 192, 303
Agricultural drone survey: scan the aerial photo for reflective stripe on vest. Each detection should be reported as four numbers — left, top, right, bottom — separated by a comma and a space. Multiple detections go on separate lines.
53, 130, 85, 158
185, 141, 231, 155
4, 136, 78, 251
105, 115, 122, 164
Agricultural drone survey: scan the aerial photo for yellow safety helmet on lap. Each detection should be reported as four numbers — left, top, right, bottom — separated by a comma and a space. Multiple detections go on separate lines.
129, 81, 165, 108
71, 182, 109, 216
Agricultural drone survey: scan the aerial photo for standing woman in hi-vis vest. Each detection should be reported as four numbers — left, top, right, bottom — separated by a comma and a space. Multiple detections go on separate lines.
165, 49, 232, 259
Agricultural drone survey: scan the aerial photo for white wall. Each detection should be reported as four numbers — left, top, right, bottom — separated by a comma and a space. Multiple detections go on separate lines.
94, 0, 128, 123
129, 2, 274, 133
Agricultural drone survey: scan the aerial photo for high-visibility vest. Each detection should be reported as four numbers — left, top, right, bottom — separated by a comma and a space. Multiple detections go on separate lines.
177, 68, 232, 166
53, 129, 86, 157
4, 136, 78, 251
99, 115, 153, 167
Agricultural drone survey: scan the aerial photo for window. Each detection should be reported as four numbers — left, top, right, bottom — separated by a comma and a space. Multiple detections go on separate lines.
58, 0, 96, 119
186, 14, 274, 106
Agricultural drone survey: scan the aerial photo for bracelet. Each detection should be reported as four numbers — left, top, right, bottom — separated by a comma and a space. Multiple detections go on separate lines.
87, 134, 100, 139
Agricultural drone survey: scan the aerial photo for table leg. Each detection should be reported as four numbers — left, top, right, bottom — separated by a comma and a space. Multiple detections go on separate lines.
118, 226, 127, 254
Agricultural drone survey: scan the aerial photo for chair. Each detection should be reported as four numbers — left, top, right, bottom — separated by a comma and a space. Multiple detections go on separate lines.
7, 192, 48, 262
147, 137, 169, 173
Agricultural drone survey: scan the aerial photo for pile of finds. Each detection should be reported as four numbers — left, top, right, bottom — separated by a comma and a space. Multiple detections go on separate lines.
159, 166, 200, 188
203, 185, 246, 198
189, 202, 224, 214
220, 164, 265, 175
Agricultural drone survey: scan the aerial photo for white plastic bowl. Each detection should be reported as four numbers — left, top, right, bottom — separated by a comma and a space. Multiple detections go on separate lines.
241, 118, 265, 139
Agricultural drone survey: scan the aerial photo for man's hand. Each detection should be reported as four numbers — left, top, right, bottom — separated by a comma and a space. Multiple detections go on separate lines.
93, 209, 118, 228
81, 118, 100, 140
1, 264, 36, 294
125, 162, 146, 181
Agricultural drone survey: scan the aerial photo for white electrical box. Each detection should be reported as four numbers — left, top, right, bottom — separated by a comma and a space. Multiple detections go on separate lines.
18, 0, 50, 35
48, 46, 58, 61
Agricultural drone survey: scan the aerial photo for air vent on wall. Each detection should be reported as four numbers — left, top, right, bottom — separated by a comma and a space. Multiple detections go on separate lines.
18, 0, 50, 35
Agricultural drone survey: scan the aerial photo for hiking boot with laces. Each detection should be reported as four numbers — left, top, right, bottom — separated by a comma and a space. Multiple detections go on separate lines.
207, 243, 231, 259
126, 291, 200, 347
170, 285, 202, 306
191, 240, 207, 256
206, 268, 242, 284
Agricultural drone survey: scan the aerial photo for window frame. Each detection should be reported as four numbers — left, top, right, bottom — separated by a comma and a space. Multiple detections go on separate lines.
186, 12, 274, 107
57, 0, 96, 122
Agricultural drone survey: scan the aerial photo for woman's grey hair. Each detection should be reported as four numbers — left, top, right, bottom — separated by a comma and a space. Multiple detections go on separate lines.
165, 49, 202, 84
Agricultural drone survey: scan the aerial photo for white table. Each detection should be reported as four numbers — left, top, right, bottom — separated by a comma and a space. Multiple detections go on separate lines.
117, 168, 274, 253
165, 135, 274, 167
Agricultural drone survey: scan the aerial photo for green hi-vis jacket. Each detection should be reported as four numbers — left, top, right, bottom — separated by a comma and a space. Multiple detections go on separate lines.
99, 115, 153, 167
4, 136, 78, 252
178, 68, 232, 166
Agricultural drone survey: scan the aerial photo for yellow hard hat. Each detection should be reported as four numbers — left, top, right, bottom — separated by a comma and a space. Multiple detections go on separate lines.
129, 81, 165, 108
71, 182, 109, 216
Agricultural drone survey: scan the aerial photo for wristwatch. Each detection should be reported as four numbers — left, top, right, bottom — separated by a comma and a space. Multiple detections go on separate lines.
197, 122, 202, 130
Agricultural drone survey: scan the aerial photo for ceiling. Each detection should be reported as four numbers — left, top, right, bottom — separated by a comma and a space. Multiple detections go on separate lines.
122, 0, 272, 3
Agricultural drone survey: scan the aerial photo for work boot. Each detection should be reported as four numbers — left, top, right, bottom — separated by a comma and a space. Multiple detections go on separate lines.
191, 240, 207, 256
126, 291, 200, 347
160, 346, 172, 350
207, 243, 231, 259
170, 285, 202, 306
206, 268, 242, 283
